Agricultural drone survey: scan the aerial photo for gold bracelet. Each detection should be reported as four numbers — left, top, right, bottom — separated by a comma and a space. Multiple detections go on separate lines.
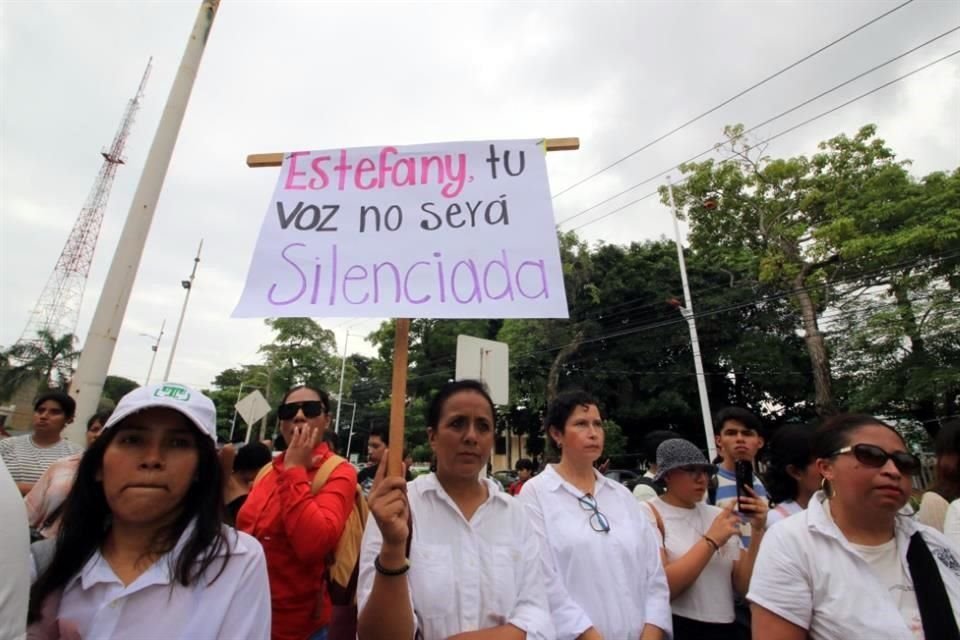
702, 535, 720, 553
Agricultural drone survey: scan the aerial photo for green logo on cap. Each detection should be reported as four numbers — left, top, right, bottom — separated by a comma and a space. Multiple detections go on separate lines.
155, 384, 191, 401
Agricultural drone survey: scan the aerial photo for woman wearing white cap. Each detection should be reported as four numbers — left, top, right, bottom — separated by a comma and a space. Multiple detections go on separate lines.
27, 383, 271, 639
518, 390, 671, 640
639, 438, 767, 640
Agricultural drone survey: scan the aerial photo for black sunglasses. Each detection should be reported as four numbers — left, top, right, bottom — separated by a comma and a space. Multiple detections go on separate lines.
578, 493, 611, 534
831, 443, 921, 476
277, 401, 327, 421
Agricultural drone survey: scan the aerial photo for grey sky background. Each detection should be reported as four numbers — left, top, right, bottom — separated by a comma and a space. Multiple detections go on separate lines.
1, 0, 958, 392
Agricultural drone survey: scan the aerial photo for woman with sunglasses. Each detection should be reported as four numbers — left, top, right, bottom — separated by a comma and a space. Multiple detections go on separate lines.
518, 390, 671, 640
357, 379, 553, 639
639, 438, 766, 640
238, 385, 358, 640
749, 413, 960, 640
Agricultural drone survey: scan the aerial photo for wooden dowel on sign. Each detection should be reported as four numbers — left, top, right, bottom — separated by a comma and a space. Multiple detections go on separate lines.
387, 318, 411, 478
245, 137, 580, 168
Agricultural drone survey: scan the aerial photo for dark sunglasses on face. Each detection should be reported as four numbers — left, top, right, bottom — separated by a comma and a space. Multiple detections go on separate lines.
831, 443, 921, 476
277, 401, 327, 421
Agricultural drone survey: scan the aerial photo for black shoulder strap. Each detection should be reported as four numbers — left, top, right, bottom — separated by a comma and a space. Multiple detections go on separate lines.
906, 531, 960, 640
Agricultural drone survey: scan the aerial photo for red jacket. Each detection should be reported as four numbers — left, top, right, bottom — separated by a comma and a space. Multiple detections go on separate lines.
237, 443, 357, 640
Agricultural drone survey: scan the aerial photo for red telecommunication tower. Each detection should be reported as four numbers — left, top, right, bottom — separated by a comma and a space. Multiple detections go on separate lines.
17, 60, 152, 347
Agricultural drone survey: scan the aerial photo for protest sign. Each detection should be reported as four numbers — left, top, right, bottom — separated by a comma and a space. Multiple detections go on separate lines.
234, 139, 569, 319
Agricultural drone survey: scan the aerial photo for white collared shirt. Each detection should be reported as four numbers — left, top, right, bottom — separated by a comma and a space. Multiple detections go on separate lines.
357, 473, 554, 640
748, 491, 960, 640
518, 465, 672, 640
55, 524, 271, 639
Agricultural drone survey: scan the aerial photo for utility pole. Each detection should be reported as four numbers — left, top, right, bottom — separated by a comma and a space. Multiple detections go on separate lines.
163, 239, 202, 382
141, 318, 166, 385
667, 177, 716, 461
334, 330, 349, 432
67, 0, 220, 444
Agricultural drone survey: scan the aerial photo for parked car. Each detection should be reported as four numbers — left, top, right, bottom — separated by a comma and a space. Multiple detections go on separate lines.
605, 469, 642, 491
492, 469, 518, 491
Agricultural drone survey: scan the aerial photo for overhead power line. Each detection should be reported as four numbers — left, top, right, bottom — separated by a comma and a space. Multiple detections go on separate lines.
562, 46, 960, 232
551, 0, 917, 198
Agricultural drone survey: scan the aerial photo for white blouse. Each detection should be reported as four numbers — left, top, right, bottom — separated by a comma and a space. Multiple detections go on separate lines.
748, 493, 960, 639
519, 465, 672, 640
357, 474, 554, 640
55, 524, 271, 639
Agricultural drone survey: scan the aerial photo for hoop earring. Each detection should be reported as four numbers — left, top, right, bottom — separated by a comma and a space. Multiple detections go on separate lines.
820, 477, 836, 499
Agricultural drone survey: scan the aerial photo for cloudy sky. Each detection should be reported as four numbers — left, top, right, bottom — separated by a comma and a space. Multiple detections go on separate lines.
1, 0, 958, 394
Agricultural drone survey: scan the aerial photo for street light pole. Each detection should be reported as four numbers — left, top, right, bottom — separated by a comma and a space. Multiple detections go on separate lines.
141, 319, 166, 385
345, 402, 358, 459
334, 330, 349, 432
163, 239, 202, 382
667, 177, 717, 461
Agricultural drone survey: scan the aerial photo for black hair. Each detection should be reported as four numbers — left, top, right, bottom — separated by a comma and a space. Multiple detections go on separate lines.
369, 424, 389, 447
931, 420, 960, 501
515, 458, 535, 472
643, 430, 677, 464
426, 379, 496, 429
34, 391, 76, 420
544, 390, 598, 453
280, 385, 331, 413
714, 406, 763, 436
28, 409, 230, 624
765, 423, 816, 504
812, 413, 905, 460
234, 441, 273, 473
86, 411, 112, 431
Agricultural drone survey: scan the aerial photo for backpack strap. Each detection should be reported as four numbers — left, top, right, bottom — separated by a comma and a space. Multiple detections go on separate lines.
646, 502, 666, 545
251, 462, 274, 487
311, 454, 348, 494
906, 531, 960, 640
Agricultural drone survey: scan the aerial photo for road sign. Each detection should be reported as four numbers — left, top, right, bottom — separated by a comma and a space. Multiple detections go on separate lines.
236, 389, 271, 426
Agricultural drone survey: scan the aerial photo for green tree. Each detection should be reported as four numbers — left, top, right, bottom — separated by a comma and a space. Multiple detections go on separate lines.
667, 125, 845, 415
1, 330, 79, 398
102, 375, 139, 404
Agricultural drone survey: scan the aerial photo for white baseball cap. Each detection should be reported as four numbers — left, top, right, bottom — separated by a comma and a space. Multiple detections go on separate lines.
102, 383, 217, 443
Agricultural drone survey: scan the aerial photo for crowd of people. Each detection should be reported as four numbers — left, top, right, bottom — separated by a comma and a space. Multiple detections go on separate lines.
1, 380, 959, 640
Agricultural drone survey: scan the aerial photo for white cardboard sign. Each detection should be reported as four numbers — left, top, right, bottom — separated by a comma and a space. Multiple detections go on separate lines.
234, 139, 569, 319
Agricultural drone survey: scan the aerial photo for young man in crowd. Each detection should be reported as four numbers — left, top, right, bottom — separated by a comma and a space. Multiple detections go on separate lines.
507, 458, 535, 496
710, 406, 768, 640
711, 406, 768, 545
633, 429, 674, 502
0, 391, 83, 495
357, 425, 388, 494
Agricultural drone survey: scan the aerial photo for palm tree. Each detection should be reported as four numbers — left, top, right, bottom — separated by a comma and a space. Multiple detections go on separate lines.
0, 330, 80, 399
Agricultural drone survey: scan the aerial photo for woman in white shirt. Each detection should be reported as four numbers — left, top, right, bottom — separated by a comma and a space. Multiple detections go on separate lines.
357, 379, 553, 640
916, 421, 960, 531
749, 413, 960, 640
27, 383, 271, 639
764, 423, 820, 528
519, 390, 671, 640
945, 499, 960, 547
641, 438, 767, 640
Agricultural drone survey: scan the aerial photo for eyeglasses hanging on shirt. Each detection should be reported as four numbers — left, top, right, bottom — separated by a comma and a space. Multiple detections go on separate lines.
578, 493, 611, 533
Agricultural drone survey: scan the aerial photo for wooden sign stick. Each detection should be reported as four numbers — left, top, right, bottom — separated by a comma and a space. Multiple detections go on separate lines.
246, 137, 579, 477
386, 318, 410, 478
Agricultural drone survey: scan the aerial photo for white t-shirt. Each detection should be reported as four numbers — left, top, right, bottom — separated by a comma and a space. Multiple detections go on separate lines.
0, 458, 29, 640
641, 497, 740, 623
748, 492, 960, 640
766, 499, 804, 528
850, 538, 923, 639
945, 499, 960, 548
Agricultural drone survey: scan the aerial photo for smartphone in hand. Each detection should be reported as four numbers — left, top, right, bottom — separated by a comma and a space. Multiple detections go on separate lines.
735, 460, 754, 512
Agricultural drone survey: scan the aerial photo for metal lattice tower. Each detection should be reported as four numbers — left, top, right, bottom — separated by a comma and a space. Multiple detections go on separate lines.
17, 60, 152, 346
